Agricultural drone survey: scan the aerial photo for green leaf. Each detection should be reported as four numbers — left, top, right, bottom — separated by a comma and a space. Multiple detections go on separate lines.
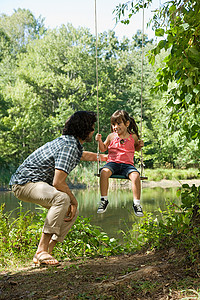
193, 88, 199, 94
182, 184, 190, 189
185, 93, 193, 103
185, 78, 193, 86
180, 23, 190, 31
155, 28, 165, 37
169, 5, 176, 13
174, 99, 182, 104
176, 189, 181, 197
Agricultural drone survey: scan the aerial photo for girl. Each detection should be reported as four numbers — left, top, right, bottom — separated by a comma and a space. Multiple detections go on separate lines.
95, 110, 144, 217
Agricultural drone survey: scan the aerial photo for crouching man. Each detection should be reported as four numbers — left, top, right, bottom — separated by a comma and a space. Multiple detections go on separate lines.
9, 111, 106, 266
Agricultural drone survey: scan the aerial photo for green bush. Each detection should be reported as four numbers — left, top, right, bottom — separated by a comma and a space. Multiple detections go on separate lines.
122, 184, 200, 266
0, 203, 125, 270
56, 216, 124, 261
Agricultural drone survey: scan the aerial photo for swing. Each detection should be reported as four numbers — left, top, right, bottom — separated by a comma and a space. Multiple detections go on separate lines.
95, 173, 148, 180
94, 0, 148, 181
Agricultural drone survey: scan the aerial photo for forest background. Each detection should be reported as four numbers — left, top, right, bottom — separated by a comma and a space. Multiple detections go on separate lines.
0, 3, 200, 298
0, 0, 199, 187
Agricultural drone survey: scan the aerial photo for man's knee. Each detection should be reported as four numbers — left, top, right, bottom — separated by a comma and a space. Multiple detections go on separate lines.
53, 191, 70, 209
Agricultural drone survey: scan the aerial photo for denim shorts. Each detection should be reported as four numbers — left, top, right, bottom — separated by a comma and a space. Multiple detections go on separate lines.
100, 162, 139, 179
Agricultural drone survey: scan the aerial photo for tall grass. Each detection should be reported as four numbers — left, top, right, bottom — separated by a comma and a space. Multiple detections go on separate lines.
145, 168, 199, 181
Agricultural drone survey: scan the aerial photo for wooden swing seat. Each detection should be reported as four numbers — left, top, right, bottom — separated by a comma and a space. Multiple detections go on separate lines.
95, 174, 148, 180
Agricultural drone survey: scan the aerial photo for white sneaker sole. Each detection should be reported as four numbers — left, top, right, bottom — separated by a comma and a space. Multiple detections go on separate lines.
97, 203, 109, 214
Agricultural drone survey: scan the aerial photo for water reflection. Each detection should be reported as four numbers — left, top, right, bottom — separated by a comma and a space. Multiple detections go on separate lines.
0, 187, 180, 240
74, 187, 180, 238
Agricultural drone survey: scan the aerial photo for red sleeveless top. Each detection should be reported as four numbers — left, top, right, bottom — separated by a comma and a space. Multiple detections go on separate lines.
107, 133, 136, 166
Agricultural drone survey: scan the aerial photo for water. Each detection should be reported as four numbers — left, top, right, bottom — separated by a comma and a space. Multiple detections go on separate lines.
0, 186, 180, 240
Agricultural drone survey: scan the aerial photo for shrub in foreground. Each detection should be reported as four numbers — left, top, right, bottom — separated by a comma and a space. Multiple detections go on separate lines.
0, 203, 125, 270
122, 184, 200, 267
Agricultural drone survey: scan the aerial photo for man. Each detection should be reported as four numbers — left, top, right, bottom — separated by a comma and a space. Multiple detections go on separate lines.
9, 111, 107, 266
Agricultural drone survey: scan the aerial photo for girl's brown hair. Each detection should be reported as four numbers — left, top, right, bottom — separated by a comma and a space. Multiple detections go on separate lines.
110, 110, 139, 138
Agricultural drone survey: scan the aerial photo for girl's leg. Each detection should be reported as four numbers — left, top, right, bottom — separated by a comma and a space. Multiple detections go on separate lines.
129, 172, 144, 217
128, 171, 141, 200
100, 168, 112, 197
97, 168, 112, 213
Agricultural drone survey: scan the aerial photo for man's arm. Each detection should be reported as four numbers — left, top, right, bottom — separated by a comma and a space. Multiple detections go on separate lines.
81, 151, 107, 161
53, 169, 78, 221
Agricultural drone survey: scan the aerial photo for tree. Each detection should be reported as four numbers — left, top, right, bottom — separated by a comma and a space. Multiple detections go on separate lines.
0, 8, 46, 55
2, 8, 197, 171
0, 9, 47, 167
114, 0, 200, 148
0, 22, 156, 165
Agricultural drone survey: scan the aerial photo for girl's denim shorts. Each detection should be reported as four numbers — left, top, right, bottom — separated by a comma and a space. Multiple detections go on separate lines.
100, 162, 139, 179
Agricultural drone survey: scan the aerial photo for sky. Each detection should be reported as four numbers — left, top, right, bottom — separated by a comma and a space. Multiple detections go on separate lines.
1, 0, 161, 40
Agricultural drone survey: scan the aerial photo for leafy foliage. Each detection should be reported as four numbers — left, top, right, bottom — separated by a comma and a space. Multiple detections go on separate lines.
114, 0, 200, 146
0, 8, 46, 54
1, 184, 200, 269
122, 184, 200, 266
0, 203, 125, 269
150, 0, 200, 147
58, 216, 123, 260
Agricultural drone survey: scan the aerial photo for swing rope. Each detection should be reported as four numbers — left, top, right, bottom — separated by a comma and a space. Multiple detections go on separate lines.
94, 0, 147, 180
94, 0, 100, 173
140, 0, 145, 178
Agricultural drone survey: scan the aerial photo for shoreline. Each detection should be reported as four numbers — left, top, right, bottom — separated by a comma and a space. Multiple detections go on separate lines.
109, 178, 200, 190
142, 179, 200, 189
1, 179, 200, 192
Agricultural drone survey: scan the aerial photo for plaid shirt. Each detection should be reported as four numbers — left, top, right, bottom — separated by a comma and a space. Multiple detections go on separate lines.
9, 135, 83, 186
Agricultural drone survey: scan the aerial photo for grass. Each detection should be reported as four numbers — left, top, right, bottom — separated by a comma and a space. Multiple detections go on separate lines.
145, 168, 199, 181
180, 289, 200, 299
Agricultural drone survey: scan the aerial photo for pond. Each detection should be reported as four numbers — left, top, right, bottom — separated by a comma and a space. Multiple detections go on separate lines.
0, 184, 180, 240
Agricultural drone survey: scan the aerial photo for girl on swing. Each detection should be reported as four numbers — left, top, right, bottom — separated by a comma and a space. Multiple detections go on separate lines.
95, 110, 144, 217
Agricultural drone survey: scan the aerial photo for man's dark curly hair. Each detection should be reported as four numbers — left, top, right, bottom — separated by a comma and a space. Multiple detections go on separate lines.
62, 111, 97, 140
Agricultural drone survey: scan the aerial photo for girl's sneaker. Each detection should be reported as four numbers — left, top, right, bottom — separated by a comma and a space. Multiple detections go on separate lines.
97, 198, 109, 214
133, 203, 144, 217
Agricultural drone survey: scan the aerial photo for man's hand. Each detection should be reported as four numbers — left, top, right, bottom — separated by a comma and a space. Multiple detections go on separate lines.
81, 151, 107, 161
64, 204, 77, 222
99, 154, 108, 161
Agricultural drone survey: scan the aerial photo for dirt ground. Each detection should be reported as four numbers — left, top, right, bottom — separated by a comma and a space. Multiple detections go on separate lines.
0, 248, 200, 300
